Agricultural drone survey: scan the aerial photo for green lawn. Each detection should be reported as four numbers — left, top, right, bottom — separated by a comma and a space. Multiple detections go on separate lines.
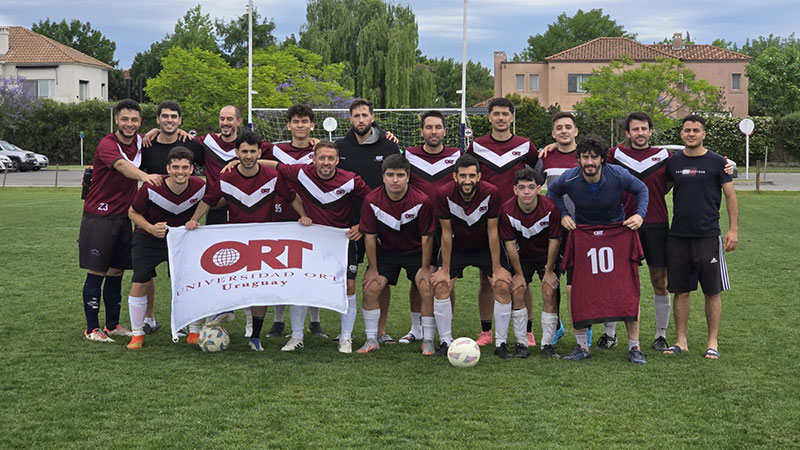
1, 189, 798, 449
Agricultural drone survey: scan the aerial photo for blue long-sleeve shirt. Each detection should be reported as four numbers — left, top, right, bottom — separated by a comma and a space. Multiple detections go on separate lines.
546, 163, 648, 225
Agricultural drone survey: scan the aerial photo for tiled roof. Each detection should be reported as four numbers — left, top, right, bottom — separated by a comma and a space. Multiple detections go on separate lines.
0, 26, 112, 69
651, 44, 751, 61
547, 37, 675, 61
473, 97, 496, 108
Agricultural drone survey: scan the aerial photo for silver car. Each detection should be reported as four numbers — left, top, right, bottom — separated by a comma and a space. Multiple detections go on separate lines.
0, 140, 37, 172
0, 154, 13, 172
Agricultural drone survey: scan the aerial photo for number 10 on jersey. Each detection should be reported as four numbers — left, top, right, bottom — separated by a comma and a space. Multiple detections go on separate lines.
587, 247, 614, 274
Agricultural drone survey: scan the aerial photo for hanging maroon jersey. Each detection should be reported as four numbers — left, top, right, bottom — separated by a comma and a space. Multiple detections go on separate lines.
436, 180, 502, 252
404, 145, 461, 195
261, 141, 314, 221
467, 135, 538, 202
203, 166, 291, 224
561, 224, 643, 329
359, 185, 435, 254
84, 133, 143, 217
500, 195, 562, 260
198, 133, 237, 192
608, 146, 670, 225
130, 175, 206, 236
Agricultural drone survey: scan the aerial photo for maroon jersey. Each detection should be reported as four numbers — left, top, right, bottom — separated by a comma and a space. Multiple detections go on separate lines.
539, 148, 578, 218
203, 166, 291, 224
500, 195, 562, 260
359, 185, 435, 255
608, 146, 670, 225
84, 133, 143, 217
261, 141, 314, 221
467, 135, 538, 202
404, 145, 461, 194
198, 133, 237, 191
436, 180, 502, 252
130, 175, 206, 236
277, 164, 370, 228
561, 224, 643, 329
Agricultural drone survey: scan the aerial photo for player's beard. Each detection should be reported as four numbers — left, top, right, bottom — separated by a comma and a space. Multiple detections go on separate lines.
354, 123, 372, 136
424, 136, 443, 148
458, 182, 476, 200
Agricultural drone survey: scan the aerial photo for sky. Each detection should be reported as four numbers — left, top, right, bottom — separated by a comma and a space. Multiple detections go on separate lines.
2, 0, 800, 72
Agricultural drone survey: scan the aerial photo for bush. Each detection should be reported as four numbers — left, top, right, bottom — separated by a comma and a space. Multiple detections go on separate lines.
652, 115, 774, 163
774, 112, 800, 159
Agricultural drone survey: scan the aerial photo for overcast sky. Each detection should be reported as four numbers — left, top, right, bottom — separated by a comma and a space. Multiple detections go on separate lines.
3, 0, 800, 71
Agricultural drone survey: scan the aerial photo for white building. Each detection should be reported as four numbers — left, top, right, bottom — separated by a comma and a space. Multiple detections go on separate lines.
0, 26, 111, 103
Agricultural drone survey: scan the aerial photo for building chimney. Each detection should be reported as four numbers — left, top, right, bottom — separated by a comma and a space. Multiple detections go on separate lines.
0, 27, 9, 55
672, 32, 684, 51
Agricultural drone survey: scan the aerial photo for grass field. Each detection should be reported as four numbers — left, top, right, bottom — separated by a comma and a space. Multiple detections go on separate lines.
1, 188, 798, 449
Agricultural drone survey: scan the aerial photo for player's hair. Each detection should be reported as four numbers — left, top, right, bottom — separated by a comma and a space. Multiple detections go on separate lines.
220, 105, 242, 119
287, 104, 315, 123
552, 111, 576, 126
314, 140, 339, 156
114, 99, 140, 116
381, 154, 410, 175
235, 130, 261, 149
682, 114, 706, 129
420, 110, 446, 128
488, 97, 514, 114
167, 146, 194, 165
349, 98, 374, 114
157, 101, 182, 117
514, 167, 543, 186
575, 134, 609, 162
454, 154, 480, 173
624, 112, 653, 131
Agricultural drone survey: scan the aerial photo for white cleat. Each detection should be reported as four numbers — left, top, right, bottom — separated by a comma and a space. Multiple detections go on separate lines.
207, 311, 235, 327
281, 337, 304, 352
338, 338, 353, 354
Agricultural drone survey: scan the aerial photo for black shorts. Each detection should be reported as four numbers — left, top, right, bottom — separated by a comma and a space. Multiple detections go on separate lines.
131, 232, 169, 283
517, 259, 550, 285
347, 240, 359, 280
78, 213, 133, 272
377, 250, 422, 285
667, 235, 730, 295
443, 246, 509, 279
206, 207, 229, 225
639, 224, 668, 267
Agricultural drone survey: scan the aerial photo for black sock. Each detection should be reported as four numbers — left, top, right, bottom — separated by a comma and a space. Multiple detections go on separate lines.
83, 273, 104, 332
527, 320, 533, 333
103, 275, 123, 329
481, 320, 492, 332
252, 316, 265, 339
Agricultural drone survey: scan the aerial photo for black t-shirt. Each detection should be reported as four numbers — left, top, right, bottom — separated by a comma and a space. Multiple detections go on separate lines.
141, 139, 206, 175
666, 150, 732, 237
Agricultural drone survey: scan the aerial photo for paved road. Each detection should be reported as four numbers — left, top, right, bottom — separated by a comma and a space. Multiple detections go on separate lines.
2, 168, 800, 191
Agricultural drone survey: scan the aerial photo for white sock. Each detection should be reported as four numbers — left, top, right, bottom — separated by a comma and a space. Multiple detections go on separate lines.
410, 312, 422, 337
309, 306, 321, 322
421, 316, 436, 341
628, 339, 640, 351
128, 295, 147, 336
143, 316, 156, 327
654, 294, 671, 338
289, 305, 306, 340
433, 297, 453, 345
574, 330, 589, 351
493, 300, 512, 346
339, 294, 357, 340
274, 305, 286, 322
244, 307, 253, 327
362, 308, 380, 340
189, 319, 203, 334
541, 312, 559, 346
512, 308, 528, 347
604, 322, 617, 337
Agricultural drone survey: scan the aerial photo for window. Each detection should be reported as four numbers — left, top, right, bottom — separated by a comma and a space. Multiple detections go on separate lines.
529, 74, 539, 91
732, 73, 741, 91
516, 74, 525, 91
22, 79, 55, 98
568, 74, 592, 93
101, 83, 106, 98
79, 80, 89, 100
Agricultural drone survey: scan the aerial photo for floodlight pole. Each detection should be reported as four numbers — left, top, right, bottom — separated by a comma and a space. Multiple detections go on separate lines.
247, 0, 254, 130
459, 0, 468, 151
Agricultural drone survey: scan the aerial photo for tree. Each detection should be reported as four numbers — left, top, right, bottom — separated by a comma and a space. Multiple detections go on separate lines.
746, 46, 800, 116
736, 33, 799, 58
215, 8, 277, 68
420, 57, 494, 107
515, 9, 634, 61
0, 77, 42, 138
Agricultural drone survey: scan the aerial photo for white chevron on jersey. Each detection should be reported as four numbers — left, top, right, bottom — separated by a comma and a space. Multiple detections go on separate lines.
272, 147, 313, 165
543, 167, 568, 178
298, 169, 354, 204
220, 178, 277, 208
472, 141, 530, 168
370, 203, 423, 231
405, 150, 460, 176
117, 135, 143, 168
613, 148, 670, 174
506, 212, 551, 239
448, 195, 492, 226
147, 185, 206, 215
203, 134, 237, 162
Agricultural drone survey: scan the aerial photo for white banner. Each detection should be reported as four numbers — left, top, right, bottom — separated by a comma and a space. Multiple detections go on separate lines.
167, 222, 349, 341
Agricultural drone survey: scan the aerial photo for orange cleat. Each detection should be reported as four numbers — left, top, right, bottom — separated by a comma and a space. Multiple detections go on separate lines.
527, 331, 537, 347
187, 332, 200, 345
476, 330, 492, 346
127, 335, 144, 350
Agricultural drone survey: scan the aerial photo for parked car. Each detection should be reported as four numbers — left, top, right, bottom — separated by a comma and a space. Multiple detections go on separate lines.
6, 142, 48, 170
0, 140, 37, 172
660, 144, 738, 178
0, 154, 14, 172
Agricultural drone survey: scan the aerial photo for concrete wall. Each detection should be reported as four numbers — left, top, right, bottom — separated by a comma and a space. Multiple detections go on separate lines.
3, 63, 108, 103
685, 61, 749, 116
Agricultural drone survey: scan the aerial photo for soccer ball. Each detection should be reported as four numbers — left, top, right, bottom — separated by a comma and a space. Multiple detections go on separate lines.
447, 337, 481, 368
199, 326, 230, 352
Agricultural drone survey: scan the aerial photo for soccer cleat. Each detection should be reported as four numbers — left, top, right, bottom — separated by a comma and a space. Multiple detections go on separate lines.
432, 341, 449, 357
176, 327, 188, 338
421, 339, 435, 356
265, 322, 286, 338
527, 331, 537, 347
309, 321, 328, 338
540, 344, 560, 359
244, 321, 253, 338
563, 344, 591, 361
476, 330, 493, 346
248, 338, 264, 352
332, 334, 341, 343
377, 333, 395, 344
356, 339, 380, 354
84, 328, 114, 343
207, 311, 235, 327
628, 346, 647, 365
186, 333, 200, 345
399, 332, 419, 344
126, 335, 144, 350
104, 324, 132, 337
587, 327, 592, 348
281, 337, 304, 352
596, 333, 618, 350
515, 343, 531, 359
338, 338, 353, 354
495, 342, 514, 359
652, 336, 669, 352
552, 320, 566, 345
143, 322, 161, 335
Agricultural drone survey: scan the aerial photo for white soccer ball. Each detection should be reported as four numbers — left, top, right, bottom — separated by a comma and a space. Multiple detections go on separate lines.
199, 326, 230, 352
447, 337, 481, 368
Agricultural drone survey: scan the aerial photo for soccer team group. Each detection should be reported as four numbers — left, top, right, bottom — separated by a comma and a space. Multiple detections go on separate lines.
78, 96, 738, 364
